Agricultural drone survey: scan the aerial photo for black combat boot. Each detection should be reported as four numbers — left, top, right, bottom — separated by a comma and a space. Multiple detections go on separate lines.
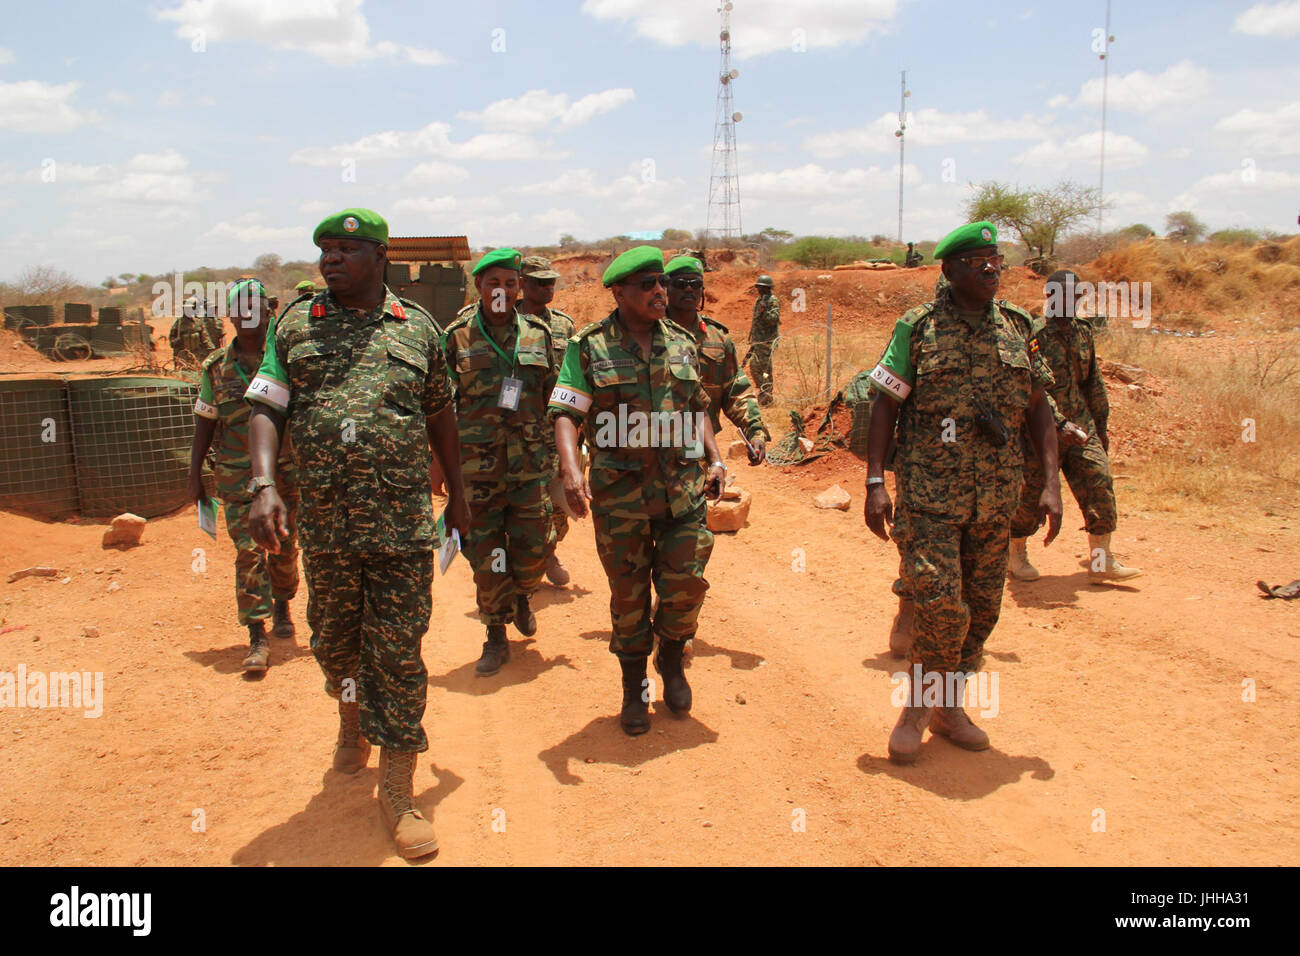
513, 593, 537, 636
271, 597, 295, 639
242, 622, 270, 676
619, 658, 650, 736
476, 625, 510, 677
654, 637, 692, 714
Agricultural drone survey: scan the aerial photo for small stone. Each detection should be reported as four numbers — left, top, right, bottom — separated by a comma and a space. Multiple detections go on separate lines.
60, 577, 71, 585
94, 568, 104, 574
82, 625, 100, 639
702, 821, 713, 828
584, 757, 596, 764
814, 484, 851, 510
735, 693, 747, 705
106, 580, 122, 593
153, 621, 163, 627
726, 439, 749, 460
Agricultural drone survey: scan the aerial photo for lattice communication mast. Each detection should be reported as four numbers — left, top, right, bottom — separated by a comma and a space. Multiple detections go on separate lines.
706, 1, 743, 240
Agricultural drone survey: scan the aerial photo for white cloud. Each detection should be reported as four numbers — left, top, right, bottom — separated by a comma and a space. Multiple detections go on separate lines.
155, 0, 448, 66
1074, 60, 1211, 114
743, 162, 919, 200
1235, 1, 1300, 36
298, 199, 333, 216
1012, 131, 1149, 170
289, 122, 564, 166
0, 80, 100, 133
805, 109, 1052, 158
458, 88, 635, 130
203, 217, 304, 244
27, 162, 110, 183
1214, 101, 1300, 155
580, 0, 898, 58
515, 167, 684, 210
404, 161, 470, 184
84, 150, 206, 206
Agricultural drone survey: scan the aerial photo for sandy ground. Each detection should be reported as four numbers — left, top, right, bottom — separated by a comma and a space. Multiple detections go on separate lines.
2, 421, 1298, 866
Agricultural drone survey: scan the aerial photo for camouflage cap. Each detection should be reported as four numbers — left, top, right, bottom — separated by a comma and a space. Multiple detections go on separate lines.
603, 245, 664, 286
664, 255, 704, 276
520, 255, 561, 279
473, 247, 523, 276
313, 208, 388, 247
933, 220, 997, 260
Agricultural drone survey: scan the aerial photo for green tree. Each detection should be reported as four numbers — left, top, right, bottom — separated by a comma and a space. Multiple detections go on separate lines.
1165, 210, 1207, 242
1208, 228, 1261, 244
661, 228, 692, 242
966, 180, 1103, 258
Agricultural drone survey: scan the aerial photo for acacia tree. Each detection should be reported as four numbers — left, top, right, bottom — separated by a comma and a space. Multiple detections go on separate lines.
966, 181, 1104, 258
1165, 211, 1207, 242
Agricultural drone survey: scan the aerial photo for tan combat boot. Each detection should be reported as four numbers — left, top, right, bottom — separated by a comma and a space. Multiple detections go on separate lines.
887, 669, 933, 765
333, 699, 371, 774
544, 552, 570, 586
888, 597, 915, 658
1008, 537, 1040, 581
931, 673, 990, 751
1088, 533, 1143, 583
378, 748, 439, 860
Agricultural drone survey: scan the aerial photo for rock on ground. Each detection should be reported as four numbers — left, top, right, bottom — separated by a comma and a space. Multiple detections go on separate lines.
102, 514, 147, 549
708, 489, 752, 533
814, 485, 851, 511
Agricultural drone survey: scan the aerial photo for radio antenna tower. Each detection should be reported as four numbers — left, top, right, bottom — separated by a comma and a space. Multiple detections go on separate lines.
706, 1, 743, 240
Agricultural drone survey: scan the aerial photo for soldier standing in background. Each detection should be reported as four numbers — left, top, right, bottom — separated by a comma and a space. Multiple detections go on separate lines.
516, 254, 577, 587
747, 274, 780, 407
549, 246, 726, 736
441, 249, 558, 677
864, 221, 1063, 765
170, 295, 220, 368
187, 278, 299, 676
245, 208, 470, 861
1009, 269, 1141, 584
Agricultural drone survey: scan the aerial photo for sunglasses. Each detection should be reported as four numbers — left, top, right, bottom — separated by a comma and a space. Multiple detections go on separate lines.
953, 254, 1005, 270
669, 277, 704, 291
626, 274, 669, 292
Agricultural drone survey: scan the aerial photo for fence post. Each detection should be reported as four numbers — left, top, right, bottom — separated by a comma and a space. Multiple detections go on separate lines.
825, 301, 833, 398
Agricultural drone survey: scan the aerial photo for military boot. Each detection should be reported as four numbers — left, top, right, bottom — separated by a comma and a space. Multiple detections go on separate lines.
619, 658, 651, 736
1008, 537, 1040, 581
333, 698, 370, 773
887, 669, 933, 764
544, 552, 570, 586
513, 593, 537, 637
930, 672, 990, 750
377, 748, 439, 860
888, 597, 915, 658
271, 597, 295, 638
653, 637, 692, 715
475, 624, 510, 677
1088, 533, 1142, 583
242, 623, 270, 676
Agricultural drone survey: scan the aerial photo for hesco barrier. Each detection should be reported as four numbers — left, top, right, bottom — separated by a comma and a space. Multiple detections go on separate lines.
0, 375, 203, 520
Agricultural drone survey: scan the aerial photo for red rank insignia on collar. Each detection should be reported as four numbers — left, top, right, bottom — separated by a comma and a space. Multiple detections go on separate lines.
390, 302, 407, 321
310, 303, 325, 318
1028, 337, 1040, 355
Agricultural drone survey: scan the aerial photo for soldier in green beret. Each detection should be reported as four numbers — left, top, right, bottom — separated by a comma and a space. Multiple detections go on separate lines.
441, 248, 558, 677
863, 221, 1064, 764
548, 245, 726, 735
516, 254, 577, 588
245, 207, 471, 860
747, 274, 780, 407
187, 279, 300, 676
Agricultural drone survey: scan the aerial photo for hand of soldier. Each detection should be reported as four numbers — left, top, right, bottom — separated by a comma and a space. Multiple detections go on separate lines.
562, 465, 592, 519
705, 463, 727, 501
747, 435, 766, 465
446, 491, 471, 542
187, 472, 206, 506
1058, 422, 1087, 448
1038, 486, 1064, 546
864, 484, 893, 541
249, 487, 289, 553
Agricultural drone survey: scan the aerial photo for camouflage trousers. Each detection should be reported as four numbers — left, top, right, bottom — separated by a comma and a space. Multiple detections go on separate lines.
748, 343, 776, 405
593, 503, 714, 660
463, 476, 553, 625
894, 502, 1010, 674
222, 496, 300, 626
302, 549, 434, 753
1012, 434, 1117, 538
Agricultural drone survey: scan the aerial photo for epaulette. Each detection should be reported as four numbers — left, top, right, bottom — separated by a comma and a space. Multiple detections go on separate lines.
995, 299, 1034, 322
899, 300, 937, 327
277, 293, 313, 322
442, 312, 472, 335
199, 346, 228, 375
456, 301, 478, 317
549, 306, 574, 320
395, 296, 439, 332
575, 315, 613, 340
661, 317, 694, 340
701, 314, 729, 334
519, 312, 552, 334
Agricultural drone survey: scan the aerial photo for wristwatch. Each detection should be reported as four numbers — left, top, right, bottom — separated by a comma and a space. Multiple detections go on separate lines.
246, 476, 276, 496
866, 476, 885, 488
710, 461, 727, 470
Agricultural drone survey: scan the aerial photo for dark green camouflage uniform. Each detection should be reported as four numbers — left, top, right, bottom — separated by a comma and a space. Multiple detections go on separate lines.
442, 306, 557, 625
246, 288, 449, 752
1011, 315, 1116, 537
692, 313, 769, 445
536, 305, 577, 544
171, 309, 222, 367
871, 296, 1053, 674
548, 309, 713, 660
748, 292, 780, 405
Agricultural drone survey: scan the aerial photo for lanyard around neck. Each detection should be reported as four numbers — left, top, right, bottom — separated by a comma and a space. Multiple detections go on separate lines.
476, 307, 520, 371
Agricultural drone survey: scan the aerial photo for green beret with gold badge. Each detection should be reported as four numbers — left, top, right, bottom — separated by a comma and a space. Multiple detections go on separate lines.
472, 248, 523, 276
602, 245, 664, 287
664, 255, 703, 276
933, 220, 998, 260
312, 208, 388, 247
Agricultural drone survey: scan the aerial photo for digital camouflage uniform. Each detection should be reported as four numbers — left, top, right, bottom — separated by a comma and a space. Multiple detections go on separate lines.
442, 306, 557, 625
1011, 315, 1116, 537
537, 305, 577, 544
548, 309, 714, 660
692, 314, 770, 447
170, 308, 222, 368
870, 296, 1053, 674
196, 344, 300, 625
245, 288, 449, 753
748, 292, 781, 405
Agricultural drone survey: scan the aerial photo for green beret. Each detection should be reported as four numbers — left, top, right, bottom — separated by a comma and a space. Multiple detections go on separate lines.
473, 248, 523, 276
933, 221, 998, 260
226, 278, 268, 309
664, 255, 703, 276
295, 280, 316, 292
313, 208, 388, 247
603, 245, 664, 287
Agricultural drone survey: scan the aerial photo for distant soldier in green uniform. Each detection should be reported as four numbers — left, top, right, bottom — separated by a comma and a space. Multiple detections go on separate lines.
170, 295, 221, 368
245, 208, 470, 861
864, 221, 1064, 765
549, 246, 726, 736
1009, 269, 1141, 584
516, 254, 577, 587
186, 279, 299, 676
747, 274, 780, 407
442, 249, 557, 677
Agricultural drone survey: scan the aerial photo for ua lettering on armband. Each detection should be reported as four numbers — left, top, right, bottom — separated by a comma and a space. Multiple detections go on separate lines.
869, 364, 912, 400
245, 375, 290, 414
548, 385, 592, 415
194, 397, 218, 420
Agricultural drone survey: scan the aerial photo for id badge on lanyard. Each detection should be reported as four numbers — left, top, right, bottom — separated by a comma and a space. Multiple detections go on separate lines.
499, 376, 523, 410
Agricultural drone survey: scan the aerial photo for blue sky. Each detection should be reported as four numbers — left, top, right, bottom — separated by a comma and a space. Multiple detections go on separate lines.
2, 0, 1298, 283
